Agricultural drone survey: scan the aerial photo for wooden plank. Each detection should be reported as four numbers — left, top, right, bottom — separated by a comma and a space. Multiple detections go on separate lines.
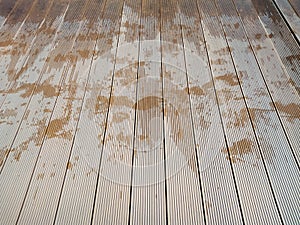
0, 0, 37, 103
160, 0, 205, 224
288, 0, 300, 16
178, 0, 243, 224
0, 0, 55, 109
129, 0, 167, 224
0, 0, 18, 28
251, 0, 300, 94
15, 1, 104, 224
49, 0, 124, 224
274, 0, 300, 41
0, 1, 88, 224
91, 0, 140, 223
0, 0, 57, 171
197, 0, 284, 223
214, 1, 300, 224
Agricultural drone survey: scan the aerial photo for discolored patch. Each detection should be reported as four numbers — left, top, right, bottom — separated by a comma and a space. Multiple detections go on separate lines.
223, 139, 254, 163
216, 73, 239, 86
273, 102, 300, 120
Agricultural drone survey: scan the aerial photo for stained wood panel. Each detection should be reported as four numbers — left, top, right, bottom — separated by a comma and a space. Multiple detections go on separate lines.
178, 0, 243, 223
129, 0, 167, 224
197, 0, 283, 223
160, 0, 205, 224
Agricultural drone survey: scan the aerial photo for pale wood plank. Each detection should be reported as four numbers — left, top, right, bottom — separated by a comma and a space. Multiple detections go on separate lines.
274, 0, 300, 41
250, 0, 300, 94
15, 2, 105, 224
0, 1, 88, 224
50, 0, 124, 224
129, 0, 167, 224
197, 0, 284, 223
0, 0, 37, 104
231, 0, 300, 223
160, 0, 205, 224
288, 0, 300, 16
0, 0, 56, 171
92, 0, 141, 223
178, 1, 244, 223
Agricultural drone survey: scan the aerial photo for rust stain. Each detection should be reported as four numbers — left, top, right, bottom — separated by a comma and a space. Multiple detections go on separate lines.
94, 95, 109, 114
37, 173, 45, 180
0, 108, 18, 118
211, 58, 227, 65
111, 96, 135, 108
0, 149, 9, 167
223, 139, 254, 163
112, 112, 130, 123
135, 96, 162, 110
67, 161, 73, 170
273, 102, 300, 120
234, 22, 240, 29
185, 86, 205, 96
216, 73, 239, 86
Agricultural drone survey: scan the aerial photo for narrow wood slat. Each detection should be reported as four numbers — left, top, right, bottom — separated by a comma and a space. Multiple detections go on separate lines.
218, 1, 300, 223
197, 0, 284, 223
0, 0, 56, 171
233, 2, 300, 163
43, 1, 124, 224
0, 0, 55, 97
0, 0, 37, 104
129, 0, 167, 224
178, 0, 243, 224
288, 0, 300, 16
0, 0, 18, 28
15, 2, 104, 224
274, 0, 300, 41
92, 0, 141, 223
0, 1, 87, 224
160, 0, 205, 224
251, 0, 300, 94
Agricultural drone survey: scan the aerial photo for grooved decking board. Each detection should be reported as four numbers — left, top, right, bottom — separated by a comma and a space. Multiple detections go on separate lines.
233, 1, 300, 167
160, 0, 205, 224
178, 0, 243, 223
273, 0, 300, 41
216, 0, 300, 223
0, 0, 300, 224
0, 0, 55, 171
0, 0, 37, 105
197, 0, 283, 223
129, 0, 167, 224
288, 0, 300, 16
251, 0, 300, 94
91, 0, 137, 224
0, 0, 85, 224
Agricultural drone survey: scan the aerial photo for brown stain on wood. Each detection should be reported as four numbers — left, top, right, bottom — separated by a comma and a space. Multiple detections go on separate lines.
216, 73, 239, 86
273, 102, 300, 120
186, 86, 205, 96
135, 96, 162, 110
223, 139, 254, 163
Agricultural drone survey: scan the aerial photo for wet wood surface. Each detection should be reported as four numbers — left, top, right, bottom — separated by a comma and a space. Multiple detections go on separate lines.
0, 0, 299, 224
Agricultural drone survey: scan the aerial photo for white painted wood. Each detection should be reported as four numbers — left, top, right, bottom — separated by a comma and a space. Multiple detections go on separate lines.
178, 1, 243, 223
197, 0, 283, 223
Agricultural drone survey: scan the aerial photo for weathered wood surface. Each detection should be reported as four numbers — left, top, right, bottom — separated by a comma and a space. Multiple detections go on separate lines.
0, 0, 299, 224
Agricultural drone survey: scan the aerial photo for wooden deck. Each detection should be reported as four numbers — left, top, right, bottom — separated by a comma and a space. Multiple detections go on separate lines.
0, 0, 299, 224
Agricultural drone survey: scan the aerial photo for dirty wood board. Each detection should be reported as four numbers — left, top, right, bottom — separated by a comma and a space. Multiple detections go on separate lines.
0, 0, 299, 224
